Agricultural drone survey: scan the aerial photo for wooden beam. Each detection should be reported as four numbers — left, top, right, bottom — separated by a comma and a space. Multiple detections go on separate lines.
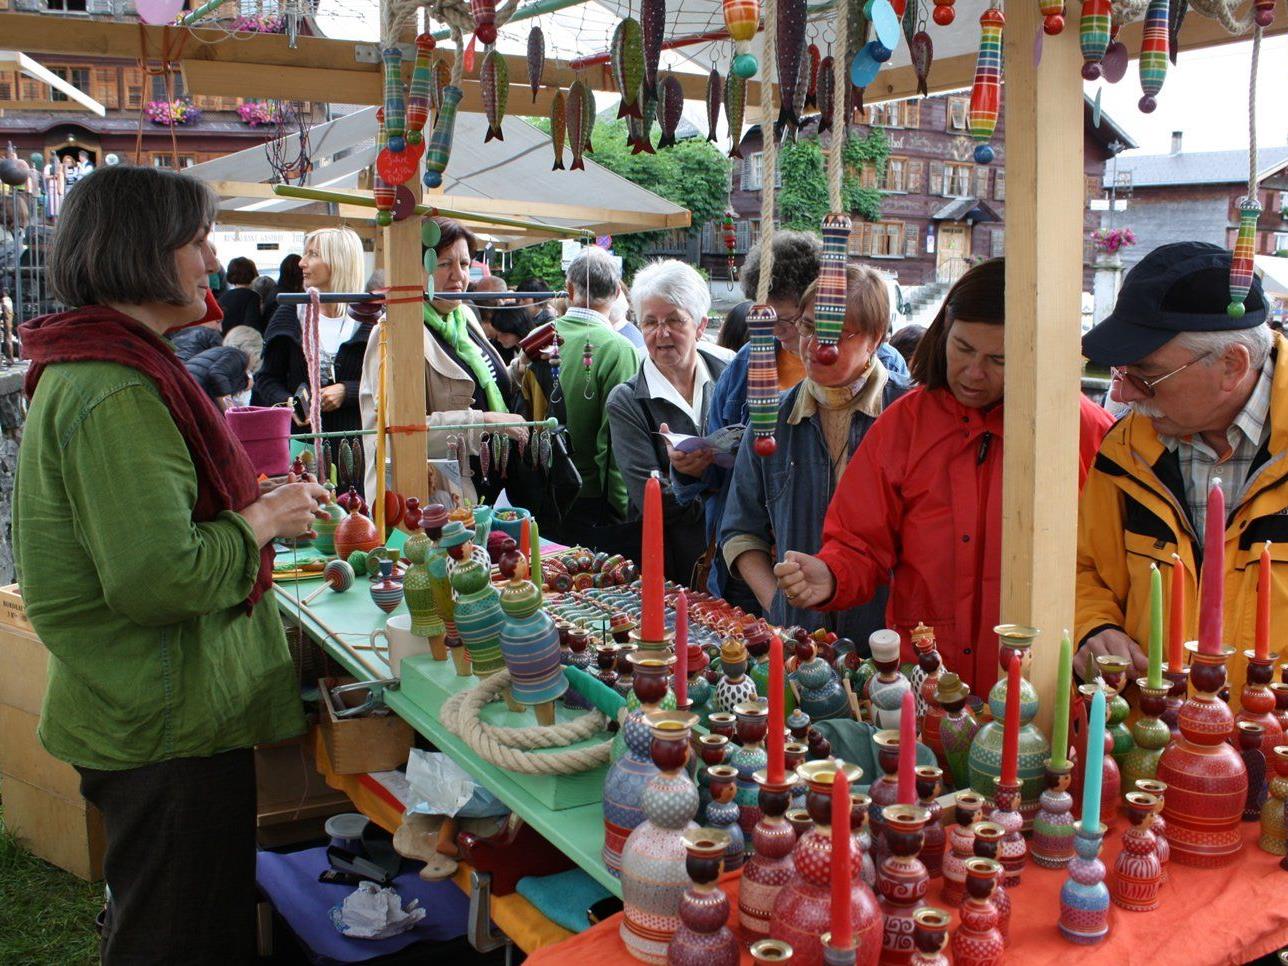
0, 99, 98, 112
214, 207, 376, 237
1000, 0, 1086, 736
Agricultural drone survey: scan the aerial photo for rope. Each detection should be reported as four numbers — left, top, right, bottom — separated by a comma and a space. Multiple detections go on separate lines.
302, 286, 323, 469
827, 0, 848, 210
1247, 24, 1260, 198
756, 0, 779, 305
439, 670, 613, 774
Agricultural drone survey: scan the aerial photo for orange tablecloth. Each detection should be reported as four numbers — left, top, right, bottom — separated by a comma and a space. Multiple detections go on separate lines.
525, 822, 1288, 966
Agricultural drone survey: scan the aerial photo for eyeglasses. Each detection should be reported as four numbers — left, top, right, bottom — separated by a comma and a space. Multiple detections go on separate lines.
1110, 352, 1210, 398
795, 318, 862, 345
640, 316, 692, 335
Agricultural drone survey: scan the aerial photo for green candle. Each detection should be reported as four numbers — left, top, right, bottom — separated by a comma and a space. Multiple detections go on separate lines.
530, 518, 542, 589
1148, 563, 1164, 688
1050, 632, 1072, 769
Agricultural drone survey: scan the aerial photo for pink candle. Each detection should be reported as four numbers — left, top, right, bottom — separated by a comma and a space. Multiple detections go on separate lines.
641, 474, 664, 640
1169, 553, 1185, 671
675, 590, 689, 707
830, 768, 853, 950
1257, 541, 1271, 662
1000, 650, 1021, 787
767, 636, 785, 783
1198, 480, 1225, 655
897, 689, 916, 804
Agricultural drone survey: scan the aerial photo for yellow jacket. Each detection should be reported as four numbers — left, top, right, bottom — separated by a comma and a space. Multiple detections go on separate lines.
1076, 334, 1288, 703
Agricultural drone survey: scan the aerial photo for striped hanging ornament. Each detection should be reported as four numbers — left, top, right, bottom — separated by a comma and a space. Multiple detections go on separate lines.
406, 35, 435, 145
373, 111, 396, 227
723, 210, 738, 279
1137, 0, 1168, 112
471, 0, 498, 44
1040, 0, 1066, 34
423, 86, 463, 189
382, 47, 407, 151
1079, 0, 1111, 80
812, 213, 852, 364
1229, 196, 1261, 317
747, 304, 780, 457
968, 7, 1004, 165
725, 0, 762, 78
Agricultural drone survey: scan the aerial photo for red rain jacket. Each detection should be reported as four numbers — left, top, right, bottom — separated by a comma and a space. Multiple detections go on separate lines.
815, 386, 1113, 696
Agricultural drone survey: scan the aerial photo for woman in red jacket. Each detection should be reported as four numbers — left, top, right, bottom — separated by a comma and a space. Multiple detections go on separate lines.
774, 259, 1113, 695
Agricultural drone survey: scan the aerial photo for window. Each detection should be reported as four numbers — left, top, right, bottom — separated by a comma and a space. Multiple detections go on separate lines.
150, 71, 186, 101
906, 160, 925, 194
1084, 175, 1102, 204
152, 154, 195, 168
974, 167, 991, 199
869, 102, 900, 127
0, 74, 12, 101
904, 225, 920, 257
944, 163, 973, 197
50, 66, 90, 102
850, 222, 906, 258
1274, 232, 1288, 253
881, 157, 908, 192
993, 170, 1006, 201
861, 163, 878, 190
740, 152, 782, 192
92, 68, 119, 109
903, 100, 920, 128
123, 67, 144, 108
947, 96, 969, 132
990, 228, 1005, 258
44, 0, 88, 10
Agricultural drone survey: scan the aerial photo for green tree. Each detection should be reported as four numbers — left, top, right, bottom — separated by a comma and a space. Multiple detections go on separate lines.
771, 128, 889, 231
506, 241, 564, 289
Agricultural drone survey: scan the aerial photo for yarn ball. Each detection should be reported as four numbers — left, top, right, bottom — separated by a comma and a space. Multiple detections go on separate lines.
347, 550, 370, 575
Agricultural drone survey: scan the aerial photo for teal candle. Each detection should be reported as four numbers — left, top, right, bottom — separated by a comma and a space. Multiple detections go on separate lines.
1081, 688, 1106, 833
1148, 563, 1164, 688
1051, 633, 1072, 768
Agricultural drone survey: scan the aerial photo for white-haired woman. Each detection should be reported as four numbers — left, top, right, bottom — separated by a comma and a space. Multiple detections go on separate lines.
254, 226, 375, 435
606, 259, 732, 585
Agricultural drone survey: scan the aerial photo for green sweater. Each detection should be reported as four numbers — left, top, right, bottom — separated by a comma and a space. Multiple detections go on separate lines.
14, 361, 304, 770
554, 310, 640, 518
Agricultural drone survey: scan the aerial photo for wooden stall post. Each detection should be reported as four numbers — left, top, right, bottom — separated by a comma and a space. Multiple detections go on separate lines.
1000, 3, 1086, 735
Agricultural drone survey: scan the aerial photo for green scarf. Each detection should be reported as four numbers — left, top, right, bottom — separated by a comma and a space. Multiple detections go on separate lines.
423, 303, 505, 413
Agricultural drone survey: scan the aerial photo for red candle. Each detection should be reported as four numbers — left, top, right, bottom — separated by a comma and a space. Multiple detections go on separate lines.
519, 516, 531, 565
1169, 552, 1185, 671
641, 474, 664, 640
1000, 650, 1021, 787
675, 590, 689, 707
767, 636, 785, 783
1197, 479, 1225, 655
897, 689, 916, 804
830, 768, 853, 950
1257, 541, 1271, 661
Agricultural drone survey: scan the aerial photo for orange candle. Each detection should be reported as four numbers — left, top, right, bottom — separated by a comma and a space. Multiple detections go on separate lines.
641, 474, 664, 640
830, 768, 853, 950
1000, 650, 1021, 786
1169, 552, 1184, 671
519, 516, 531, 565
767, 636, 785, 783
1257, 541, 1272, 661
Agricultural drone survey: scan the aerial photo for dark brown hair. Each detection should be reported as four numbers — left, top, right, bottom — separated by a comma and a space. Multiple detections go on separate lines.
225, 256, 258, 286
430, 217, 478, 259
800, 263, 891, 344
49, 165, 217, 307
910, 258, 1006, 389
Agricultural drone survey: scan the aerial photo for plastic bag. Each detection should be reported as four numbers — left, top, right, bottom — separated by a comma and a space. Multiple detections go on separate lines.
405, 749, 510, 819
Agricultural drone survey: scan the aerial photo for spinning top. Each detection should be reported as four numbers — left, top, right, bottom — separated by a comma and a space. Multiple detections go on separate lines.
302, 559, 356, 604
370, 559, 405, 613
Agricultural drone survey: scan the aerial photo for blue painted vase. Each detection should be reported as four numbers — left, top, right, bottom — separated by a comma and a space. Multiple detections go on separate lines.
1057, 824, 1110, 945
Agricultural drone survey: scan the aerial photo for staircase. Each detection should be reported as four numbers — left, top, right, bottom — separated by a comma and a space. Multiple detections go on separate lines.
898, 281, 951, 329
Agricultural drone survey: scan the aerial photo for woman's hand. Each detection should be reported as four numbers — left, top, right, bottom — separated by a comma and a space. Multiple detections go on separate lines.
320, 383, 346, 412
660, 421, 715, 477
482, 411, 529, 443
773, 551, 836, 609
242, 481, 330, 547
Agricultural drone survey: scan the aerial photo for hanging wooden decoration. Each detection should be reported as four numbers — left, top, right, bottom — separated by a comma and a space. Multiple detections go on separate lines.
641, 0, 666, 95
816, 55, 835, 131
1137, 0, 1169, 112
635, 83, 658, 155
1253, 0, 1274, 25
707, 67, 723, 141
911, 30, 934, 96
407, 35, 435, 146
1079, 0, 1112, 79
612, 18, 646, 118
374, 110, 396, 227
968, 6, 1004, 164
433, 59, 452, 112
527, 27, 545, 102
725, 71, 747, 158
382, 47, 407, 152
550, 88, 567, 170
471, 0, 498, 44
482, 48, 509, 142
1168, 0, 1186, 64
933, 0, 955, 24
777, 0, 807, 131
723, 211, 738, 279
786, 34, 810, 140
423, 86, 463, 188
567, 82, 588, 170
580, 79, 596, 152
658, 75, 684, 148
724, 0, 762, 78
1230, 197, 1261, 317
747, 305, 780, 456
812, 215, 852, 363
805, 43, 821, 109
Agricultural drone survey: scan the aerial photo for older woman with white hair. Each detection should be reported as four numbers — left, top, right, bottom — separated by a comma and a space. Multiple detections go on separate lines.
606, 259, 732, 585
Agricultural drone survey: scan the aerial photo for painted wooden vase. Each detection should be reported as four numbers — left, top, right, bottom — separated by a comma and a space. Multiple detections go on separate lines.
989, 779, 1027, 887
868, 730, 901, 869
620, 711, 701, 964
1135, 778, 1171, 880
1030, 761, 1076, 869
401, 530, 446, 654
968, 628, 1049, 825
498, 573, 568, 723
731, 701, 770, 848
850, 793, 877, 888
1156, 645, 1248, 867
1239, 721, 1269, 821
737, 771, 796, 937
1271, 683, 1288, 736
1237, 653, 1285, 756
448, 554, 505, 679
312, 501, 346, 556
697, 734, 730, 815
951, 858, 1005, 966
702, 764, 745, 871
909, 907, 951, 966
666, 830, 739, 966
866, 629, 911, 730
770, 761, 882, 966
940, 791, 984, 907
1259, 746, 1288, 855
1077, 683, 1122, 817
878, 804, 931, 964
1110, 792, 1163, 912
714, 647, 758, 715
912, 625, 946, 770
915, 767, 946, 878
968, 823, 1010, 945
792, 650, 849, 722
1057, 824, 1109, 945
935, 673, 978, 791
1095, 655, 1135, 766
1120, 680, 1171, 797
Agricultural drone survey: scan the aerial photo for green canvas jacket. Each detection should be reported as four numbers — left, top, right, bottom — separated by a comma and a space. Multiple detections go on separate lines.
14, 360, 303, 770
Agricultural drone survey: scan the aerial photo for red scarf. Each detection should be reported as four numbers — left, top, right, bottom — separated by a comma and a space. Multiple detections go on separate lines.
21, 304, 273, 612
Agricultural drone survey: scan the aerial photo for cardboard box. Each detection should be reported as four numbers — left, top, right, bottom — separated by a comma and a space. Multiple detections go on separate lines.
255, 731, 350, 828
0, 583, 33, 635
0, 704, 82, 801
0, 623, 48, 717
1, 773, 105, 881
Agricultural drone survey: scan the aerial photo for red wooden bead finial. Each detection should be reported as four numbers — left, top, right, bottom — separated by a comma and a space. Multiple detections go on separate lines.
812, 342, 840, 365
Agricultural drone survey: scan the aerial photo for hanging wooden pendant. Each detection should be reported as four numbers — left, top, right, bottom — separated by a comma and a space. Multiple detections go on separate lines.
1229, 198, 1261, 317
406, 35, 435, 146
527, 26, 546, 102
812, 213, 853, 364
968, 7, 1005, 164
724, 0, 761, 78
747, 305, 780, 457
423, 86, 463, 188
1079, 0, 1112, 80
1137, 0, 1169, 112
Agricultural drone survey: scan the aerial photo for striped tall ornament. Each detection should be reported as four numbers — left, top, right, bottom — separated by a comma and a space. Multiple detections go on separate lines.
968, 8, 1004, 165
811, 213, 852, 364
1229, 197, 1261, 318
373, 112, 395, 227
747, 304, 780, 457
381, 47, 407, 151
406, 35, 435, 144
423, 85, 463, 189
725, 0, 762, 77
1137, 0, 1169, 112
1079, 0, 1112, 80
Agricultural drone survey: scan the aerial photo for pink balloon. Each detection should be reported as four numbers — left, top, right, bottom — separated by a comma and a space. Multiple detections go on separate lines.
137, 0, 184, 25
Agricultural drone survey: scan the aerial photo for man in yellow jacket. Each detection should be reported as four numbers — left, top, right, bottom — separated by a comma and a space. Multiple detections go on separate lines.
1077, 242, 1279, 695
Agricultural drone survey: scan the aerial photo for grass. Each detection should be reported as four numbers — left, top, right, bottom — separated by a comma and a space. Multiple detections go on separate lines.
0, 805, 101, 966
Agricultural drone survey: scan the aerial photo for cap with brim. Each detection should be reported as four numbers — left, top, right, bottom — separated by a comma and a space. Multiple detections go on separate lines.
1081, 241, 1267, 367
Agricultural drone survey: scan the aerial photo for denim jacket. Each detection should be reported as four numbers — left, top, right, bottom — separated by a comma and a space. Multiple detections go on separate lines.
718, 373, 909, 640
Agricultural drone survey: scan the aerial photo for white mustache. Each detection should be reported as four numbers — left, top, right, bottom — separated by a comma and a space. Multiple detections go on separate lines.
1128, 400, 1165, 419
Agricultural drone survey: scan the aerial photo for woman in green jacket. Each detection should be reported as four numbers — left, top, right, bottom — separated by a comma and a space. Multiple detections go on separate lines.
14, 165, 328, 964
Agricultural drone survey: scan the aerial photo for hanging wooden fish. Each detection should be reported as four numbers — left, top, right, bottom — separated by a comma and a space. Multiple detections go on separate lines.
968, 7, 1004, 164
1040, 0, 1066, 34
706, 67, 722, 141
481, 48, 509, 143
627, 106, 644, 152
423, 85, 463, 188
470, 0, 498, 44
1137, 0, 1168, 112
747, 304, 779, 456
1229, 196, 1261, 317
725, 70, 746, 159
902, 0, 917, 52
581, 82, 596, 153
787, 35, 810, 141
490, 429, 503, 473
432, 59, 451, 114
406, 34, 435, 146
339, 437, 355, 485
1079, 0, 1111, 79
658, 75, 684, 148
567, 82, 587, 170
1168, 0, 1187, 64
910, 31, 933, 96
777, 0, 807, 132
724, 0, 761, 78
550, 87, 567, 170
805, 43, 821, 109
374, 111, 396, 227
527, 27, 545, 103
611, 17, 646, 118
633, 83, 657, 155
479, 432, 491, 477
641, 0, 666, 95
816, 55, 835, 132
499, 435, 510, 480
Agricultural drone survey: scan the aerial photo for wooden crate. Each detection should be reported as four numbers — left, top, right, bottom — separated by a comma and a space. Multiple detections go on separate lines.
1, 774, 106, 881
317, 677, 414, 776
0, 583, 33, 635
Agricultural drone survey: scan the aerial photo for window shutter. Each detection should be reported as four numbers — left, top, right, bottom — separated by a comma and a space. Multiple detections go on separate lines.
975, 167, 991, 199
740, 156, 753, 191
928, 162, 943, 196
904, 225, 919, 257
904, 101, 921, 128
993, 170, 1006, 201
991, 229, 1005, 258
907, 160, 925, 194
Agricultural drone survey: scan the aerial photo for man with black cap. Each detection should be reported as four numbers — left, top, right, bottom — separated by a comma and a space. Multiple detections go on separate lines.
1076, 241, 1277, 682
